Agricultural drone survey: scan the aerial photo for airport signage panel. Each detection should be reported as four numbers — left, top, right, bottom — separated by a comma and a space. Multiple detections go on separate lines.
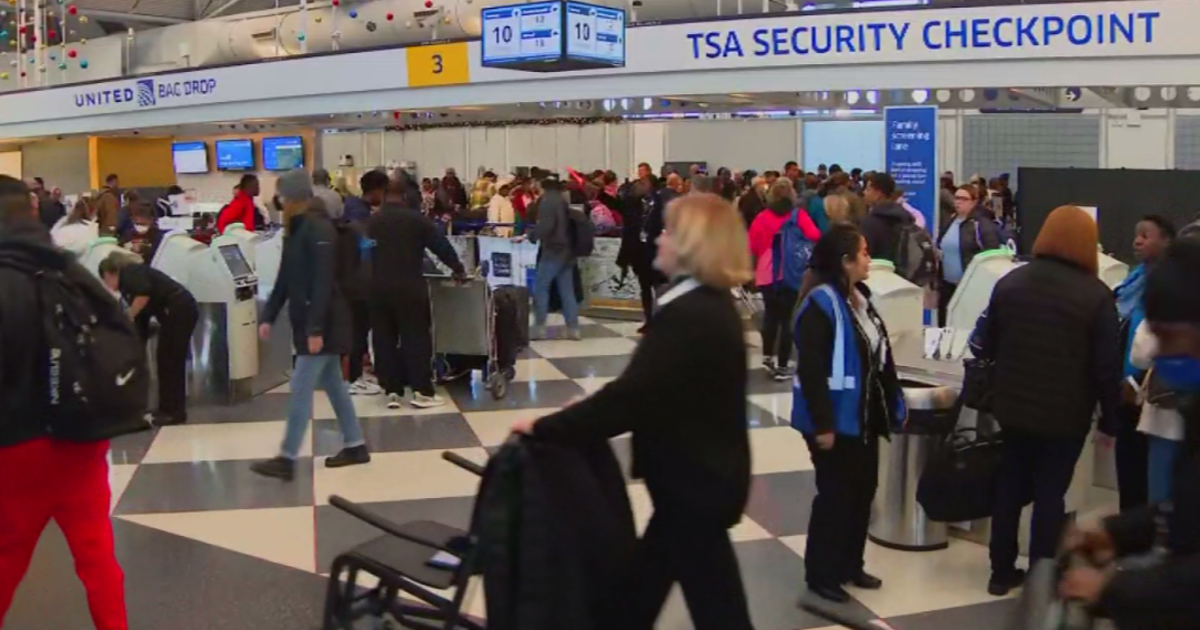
565, 1, 626, 67
884, 106, 938, 236
481, 1, 563, 66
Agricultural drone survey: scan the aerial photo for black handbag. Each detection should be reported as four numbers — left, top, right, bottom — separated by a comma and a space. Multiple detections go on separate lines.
917, 428, 1004, 523
961, 357, 995, 413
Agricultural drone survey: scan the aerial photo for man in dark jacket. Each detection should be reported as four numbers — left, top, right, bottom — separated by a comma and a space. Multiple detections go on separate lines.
367, 179, 466, 410
859, 172, 914, 263
0, 176, 130, 630
1060, 237, 1200, 628
252, 170, 369, 481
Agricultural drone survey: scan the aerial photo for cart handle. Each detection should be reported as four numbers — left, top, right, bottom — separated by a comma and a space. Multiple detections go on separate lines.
443, 451, 486, 477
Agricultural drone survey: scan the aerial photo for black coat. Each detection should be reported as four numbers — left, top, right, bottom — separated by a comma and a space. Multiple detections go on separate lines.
534, 279, 751, 527
263, 209, 352, 356
860, 201, 914, 263
1100, 399, 1200, 628
970, 256, 1121, 438
937, 209, 1002, 281
475, 438, 635, 630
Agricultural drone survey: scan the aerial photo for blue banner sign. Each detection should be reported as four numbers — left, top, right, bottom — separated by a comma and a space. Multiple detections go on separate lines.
885, 106, 938, 235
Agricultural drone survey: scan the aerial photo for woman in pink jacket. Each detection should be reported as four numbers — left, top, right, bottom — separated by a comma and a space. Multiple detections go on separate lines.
749, 180, 820, 380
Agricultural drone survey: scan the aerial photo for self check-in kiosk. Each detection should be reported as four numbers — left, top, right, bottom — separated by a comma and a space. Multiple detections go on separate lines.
863, 260, 926, 366
79, 236, 141, 279
152, 231, 260, 404
220, 223, 284, 301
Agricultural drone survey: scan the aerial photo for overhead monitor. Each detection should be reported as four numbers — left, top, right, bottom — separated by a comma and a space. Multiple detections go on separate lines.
481, 1, 562, 68
480, 0, 625, 72
218, 244, 253, 277
215, 139, 255, 171
172, 141, 209, 174
564, 1, 625, 67
261, 136, 304, 171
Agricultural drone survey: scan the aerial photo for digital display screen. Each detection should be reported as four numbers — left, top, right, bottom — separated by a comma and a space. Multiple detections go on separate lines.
218, 244, 253, 277
262, 136, 304, 171
564, 1, 625, 67
172, 141, 209, 174
481, 1, 562, 66
215, 139, 255, 171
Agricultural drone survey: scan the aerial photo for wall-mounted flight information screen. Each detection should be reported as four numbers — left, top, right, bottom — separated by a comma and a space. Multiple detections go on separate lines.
480, 0, 625, 72
481, 1, 562, 66
564, 1, 625, 66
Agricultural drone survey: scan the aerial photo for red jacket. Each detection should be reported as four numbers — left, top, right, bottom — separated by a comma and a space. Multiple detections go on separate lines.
217, 191, 257, 234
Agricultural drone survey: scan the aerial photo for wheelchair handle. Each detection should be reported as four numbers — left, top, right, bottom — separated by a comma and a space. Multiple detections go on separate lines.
443, 451, 486, 477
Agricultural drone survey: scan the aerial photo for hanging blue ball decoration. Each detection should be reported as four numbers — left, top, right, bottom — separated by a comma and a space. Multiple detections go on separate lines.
297, 32, 306, 41
348, 9, 357, 18
80, 59, 89, 69
49, 53, 56, 60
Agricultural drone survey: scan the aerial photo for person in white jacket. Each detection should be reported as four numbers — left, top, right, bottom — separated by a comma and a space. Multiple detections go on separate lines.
1129, 318, 1185, 503
487, 179, 516, 237
50, 197, 98, 254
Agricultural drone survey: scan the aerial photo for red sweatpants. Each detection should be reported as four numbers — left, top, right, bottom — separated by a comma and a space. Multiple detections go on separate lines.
0, 438, 128, 630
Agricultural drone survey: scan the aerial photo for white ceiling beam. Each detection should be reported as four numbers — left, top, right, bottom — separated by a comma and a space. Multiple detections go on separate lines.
204, 0, 252, 19
78, 8, 191, 25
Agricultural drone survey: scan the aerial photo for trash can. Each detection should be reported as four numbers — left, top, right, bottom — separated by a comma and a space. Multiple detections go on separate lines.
868, 377, 960, 551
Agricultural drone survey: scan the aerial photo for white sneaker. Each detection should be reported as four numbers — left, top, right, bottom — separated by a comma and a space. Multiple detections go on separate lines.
386, 393, 403, 409
349, 379, 382, 396
411, 393, 446, 409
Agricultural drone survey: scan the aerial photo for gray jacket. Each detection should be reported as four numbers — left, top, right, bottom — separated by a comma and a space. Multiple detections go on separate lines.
533, 193, 572, 260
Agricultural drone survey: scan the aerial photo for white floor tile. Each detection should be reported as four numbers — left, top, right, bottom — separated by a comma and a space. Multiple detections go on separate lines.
749, 426, 812, 474
574, 376, 617, 395
108, 463, 138, 514
531, 337, 638, 359
511, 358, 570, 383
314, 448, 489, 505
850, 538, 1006, 618
536, 313, 597, 327
118, 507, 317, 572
600, 321, 645, 337
313, 386, 461, 419
141, 421, 299, 464
462, 408, 562, 447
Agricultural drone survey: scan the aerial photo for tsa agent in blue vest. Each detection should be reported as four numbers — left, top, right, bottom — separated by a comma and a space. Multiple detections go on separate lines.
791, 223, 906, 605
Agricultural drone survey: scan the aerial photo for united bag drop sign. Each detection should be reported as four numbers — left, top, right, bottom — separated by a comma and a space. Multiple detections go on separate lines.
74, 77, 218, 110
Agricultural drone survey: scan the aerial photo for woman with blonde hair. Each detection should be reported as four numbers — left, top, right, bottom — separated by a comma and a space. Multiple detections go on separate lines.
514, 193, 756, 630
822, 192, 853, 225
50, 196, 98, 253
968, 205, 1120, 596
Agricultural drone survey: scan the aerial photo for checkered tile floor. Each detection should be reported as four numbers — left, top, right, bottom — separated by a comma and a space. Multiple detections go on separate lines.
11, 317, 1026, 630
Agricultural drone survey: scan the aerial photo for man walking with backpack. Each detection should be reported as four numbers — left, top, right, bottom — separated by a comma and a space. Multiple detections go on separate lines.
530, 177, 586, 341
861, 173, 936, 287
0, 176, 138, 630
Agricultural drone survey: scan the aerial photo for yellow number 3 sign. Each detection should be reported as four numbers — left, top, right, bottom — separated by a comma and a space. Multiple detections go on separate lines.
407, 42, 470, 87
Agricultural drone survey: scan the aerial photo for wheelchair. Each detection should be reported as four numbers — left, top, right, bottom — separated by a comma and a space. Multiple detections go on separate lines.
321, 451, 486, 630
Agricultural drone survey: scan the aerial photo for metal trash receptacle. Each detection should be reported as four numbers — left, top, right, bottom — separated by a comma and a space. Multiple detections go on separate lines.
868, 378, 960, 551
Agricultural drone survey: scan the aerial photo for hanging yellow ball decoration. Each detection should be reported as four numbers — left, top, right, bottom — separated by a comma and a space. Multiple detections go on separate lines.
80, 38, 86, 45
78, 15, 87, 23
0, 72, 7, 80
314, 15, 322, 23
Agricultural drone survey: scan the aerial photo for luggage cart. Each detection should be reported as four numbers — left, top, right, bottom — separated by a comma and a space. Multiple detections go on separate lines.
427, 274, 511, 400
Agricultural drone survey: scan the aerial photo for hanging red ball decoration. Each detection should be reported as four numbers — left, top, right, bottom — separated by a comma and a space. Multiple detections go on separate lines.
67, 48, 76, 58
68, 4, 77, 14
423, 0, 432, 8
385, 12, 393, 21
393, 111, 401, 120
17, 26, 25, 34
48, 29, 56, 39
331, 0, 339, 6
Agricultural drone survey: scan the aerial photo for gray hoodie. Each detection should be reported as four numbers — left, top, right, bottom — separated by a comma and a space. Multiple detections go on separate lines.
533, 193, 572, 261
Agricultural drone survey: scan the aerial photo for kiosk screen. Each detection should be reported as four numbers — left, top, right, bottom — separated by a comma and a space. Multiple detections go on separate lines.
219, 244, 253, 277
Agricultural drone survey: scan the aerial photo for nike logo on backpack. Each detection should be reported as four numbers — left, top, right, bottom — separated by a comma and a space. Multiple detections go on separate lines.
116, 369, 136, 387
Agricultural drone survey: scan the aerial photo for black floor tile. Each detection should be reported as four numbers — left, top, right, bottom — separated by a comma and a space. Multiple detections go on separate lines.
188, 393, 293, 424
548, 353, 632, 379
445, 378, 586, 412
114, 458, 316, 515
110, 428, 160, 465
313, 413, 481, 457
743, 471, 818, 537
9, 519, 328, 630
315, 496, 476, 571
747, 366, 795, 395
884, 598, 1019, 630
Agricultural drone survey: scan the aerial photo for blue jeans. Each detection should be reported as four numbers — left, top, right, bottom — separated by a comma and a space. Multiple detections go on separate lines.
533, 255, 579, 328
1148, 435, 1180, 504
282, 354, 365, 459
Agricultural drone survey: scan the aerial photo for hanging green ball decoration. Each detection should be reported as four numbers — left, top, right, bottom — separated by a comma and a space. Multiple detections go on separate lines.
80, 59, 88, 69
297, 32, 306, 41
57, 61, 65, 69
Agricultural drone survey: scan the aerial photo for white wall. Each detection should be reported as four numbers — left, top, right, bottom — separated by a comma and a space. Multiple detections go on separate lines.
320, 111, 1200, 186
22, 137, 90, 195
0, 151, 20, 179
322, 122, 633, 180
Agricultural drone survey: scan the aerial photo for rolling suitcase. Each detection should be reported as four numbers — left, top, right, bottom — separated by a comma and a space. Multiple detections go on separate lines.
493, 285, 529, 370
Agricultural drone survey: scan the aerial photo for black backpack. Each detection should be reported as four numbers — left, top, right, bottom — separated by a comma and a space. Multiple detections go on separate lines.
566, 204, 595, 258
0, 242, 151, 442
892, 221, 937, 287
